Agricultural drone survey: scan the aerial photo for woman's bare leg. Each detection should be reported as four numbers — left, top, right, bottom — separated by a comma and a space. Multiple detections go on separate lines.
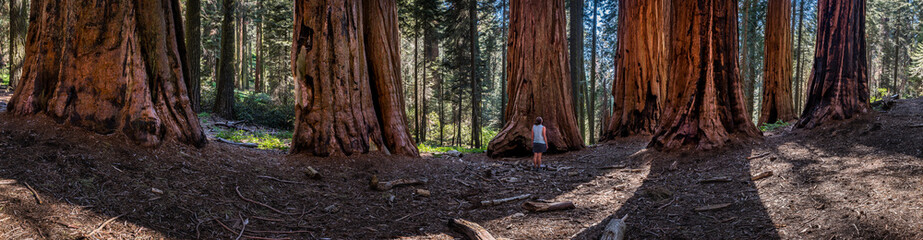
537, 153, 543, 167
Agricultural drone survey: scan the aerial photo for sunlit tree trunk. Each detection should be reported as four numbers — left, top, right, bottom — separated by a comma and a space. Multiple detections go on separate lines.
796, 0, 869, 129
9, 0, 205, 147
793, 0, 805, 114
649, 0, 761, 150
489, 0, 584, 157
602, 0, 669, 139
587, 0, 598, 143
758, 0, 795, 125
214, 0, 236, 119
8, 0, 27, 89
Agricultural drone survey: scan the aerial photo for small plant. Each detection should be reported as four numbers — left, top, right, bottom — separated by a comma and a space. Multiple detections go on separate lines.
417, 143, 487, 154
216, 129, 292, 150
759, 120, 791, 132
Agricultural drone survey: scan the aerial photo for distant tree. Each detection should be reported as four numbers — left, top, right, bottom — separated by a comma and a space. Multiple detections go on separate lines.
759, 0, 796, 125
650, 0, 761, 150
569, 0, 586, 140
8, 0, 206, 147
186, 0, 203, 112
488, 0, 584, 157
7, 0, 27, 89
797, 0, 869, 128
214, 0, 237, 119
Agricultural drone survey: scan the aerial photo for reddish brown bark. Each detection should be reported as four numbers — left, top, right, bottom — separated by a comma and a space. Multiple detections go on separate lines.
8, 0, 205, 147
796, 0, 869, 129
291, 0, 418, 157
758, 0, 795, 125
602, 0, 669, 139
488, 0, 584, 158
364, 0, 419, 156
649, 0, 760, 150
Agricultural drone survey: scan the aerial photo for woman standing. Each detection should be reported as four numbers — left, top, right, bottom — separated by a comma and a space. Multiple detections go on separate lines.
532, 117, 548, 170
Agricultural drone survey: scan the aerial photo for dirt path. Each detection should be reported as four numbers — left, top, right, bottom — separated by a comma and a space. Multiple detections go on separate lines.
0, 97, 920, 239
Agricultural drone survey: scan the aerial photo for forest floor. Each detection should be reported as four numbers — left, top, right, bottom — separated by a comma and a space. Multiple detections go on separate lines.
0, 91, 921, 239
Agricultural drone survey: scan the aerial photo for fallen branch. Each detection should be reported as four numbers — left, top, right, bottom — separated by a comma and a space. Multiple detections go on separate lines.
0, 179, 17, 185
480, 194, 531, 207
521, 201, 575, 212
751, 171, 774, 181
600, 214, 628, 240
216, 138, 258, 148
214, 219, 291, 240
746, 153, 770, 160
694, 203, 732, 212
909, 124, 923, 128
257, 176, 306, 185
235, 186, 296, 215
448, 218, 496, 240
23, 182, 42, 204
657, 197, 677, 210
698, 177, 733, 184
88, 213, 126, 236
369, 175, 424, 191
597, 164, 627, 170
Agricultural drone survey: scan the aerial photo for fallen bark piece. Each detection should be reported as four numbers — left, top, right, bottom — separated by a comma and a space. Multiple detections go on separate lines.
0, 179, 17, 185
751, 171, 774, 181
369, 175, 425, 191
448, 218, 496, 240
480, 194, 531, 207
694, 203, 733, 212
415, 189, 431, 197
216, 138, 258, 148
521, 201, 575, 212
151, 188, 164, 194
600, 214, 628, 240
305, 167, 321, 180
698, 177, 733, 183
746, 153, 770, 160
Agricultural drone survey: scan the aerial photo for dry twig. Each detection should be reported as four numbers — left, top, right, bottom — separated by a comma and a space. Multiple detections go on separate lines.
88, 213, 126, 236
235, 186, 296, 215
23, 182, 42, 204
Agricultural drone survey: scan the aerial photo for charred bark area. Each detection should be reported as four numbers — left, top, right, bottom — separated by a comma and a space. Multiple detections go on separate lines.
758, 0, 795, 125
488, 0, 584, 158
8, 0, 206, 147
649, 0, 760, 151
795, 0, 869, 129
602, 0, 669, 140
364, 0, 419, 156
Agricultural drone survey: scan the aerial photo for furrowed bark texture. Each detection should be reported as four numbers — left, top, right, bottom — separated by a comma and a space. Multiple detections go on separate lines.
9, 0, 205, 147
364, 0, 419, 156
213, 0, 235, 119
185, 0, 202, 112
758, 0, 795, 125
602, 0, 669, 139
291, 0, 418, 157
796, 0, 869, 129
488, 0, 584, 158
649, 0, 760, 151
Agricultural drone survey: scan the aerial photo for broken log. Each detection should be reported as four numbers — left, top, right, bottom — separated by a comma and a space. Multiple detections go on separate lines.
448, 218, 496, 240
369, 175, 424, 191
521, 201, 575, 212
216, 138, 258, 148
600, 214, 628, 240
479, 194, 531, 207
751, 171, 774, 181
694, 203, 732, 212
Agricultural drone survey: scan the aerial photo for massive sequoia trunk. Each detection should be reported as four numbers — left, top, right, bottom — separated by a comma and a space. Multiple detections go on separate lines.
185, 0, 202, 112
291, 0, 418, 157
569, 0, 586, 141
363, 0, 420, 156
9, 0, 205, 147
796, 0, 869, 128
214, 0, 236, 119
602, 0, 669, 139
758, 0, 795, 125
649, 0, 760, 150
488, 0, 584, 158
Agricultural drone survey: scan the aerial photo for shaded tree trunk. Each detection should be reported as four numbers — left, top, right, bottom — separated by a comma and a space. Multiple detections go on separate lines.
255, 0, 263, 93
469, 0, 480, 148
239, 8, 249, 91
793, 0, 805, 114
796, 0, 869, 129
587, 0, 597, 144
602, 0, 669, 139
740, 0, 752, 116
9, 0, 205, 147
185, 0, 202, 112
489, 0, 584, 158
500, 0, 508, 126
8, 0, 27, 89
758, 0, 795, 125
364, 0, 420, 156
569, 0, 586, 140
413, 32, 420, 143
649, 0, 761, 151
291, 0, 418, 157
214, 0, 236, 119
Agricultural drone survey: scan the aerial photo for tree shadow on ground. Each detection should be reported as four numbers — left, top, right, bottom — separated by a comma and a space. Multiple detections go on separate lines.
571, 143, 780, 239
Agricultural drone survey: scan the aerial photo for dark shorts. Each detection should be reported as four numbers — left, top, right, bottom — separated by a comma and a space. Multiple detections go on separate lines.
533, 143, 547, 153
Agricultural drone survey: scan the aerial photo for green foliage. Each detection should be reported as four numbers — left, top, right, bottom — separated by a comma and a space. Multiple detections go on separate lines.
759, 120, 791, 132
870, 88, 891, 103
234, 92, 295, 129
215, 129, 292, 150
417, 143, 486, 154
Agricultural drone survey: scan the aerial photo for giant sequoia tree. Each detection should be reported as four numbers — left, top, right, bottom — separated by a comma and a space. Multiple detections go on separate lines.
649, 0, 760, 150
602, 0, 669, 139
796, 0, 869, 129
291, 0, 417, 157
488, 0, 584, 158
758, 0, 795, 125
8, 0, 205, 147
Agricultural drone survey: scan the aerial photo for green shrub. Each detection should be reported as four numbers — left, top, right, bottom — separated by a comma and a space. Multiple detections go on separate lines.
417, 143, 486, 154
759, 120, 791, 132
234, 92, 295, 129
215, 129, 292, 150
